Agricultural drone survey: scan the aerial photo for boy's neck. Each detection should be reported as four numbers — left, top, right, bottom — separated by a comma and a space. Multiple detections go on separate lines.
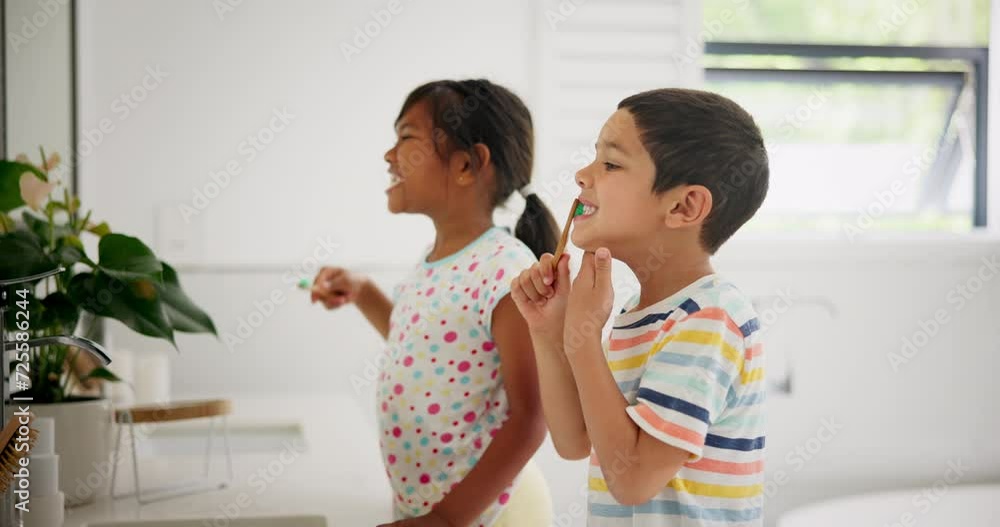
428, 214, 494, 262
625, 243, 714, 312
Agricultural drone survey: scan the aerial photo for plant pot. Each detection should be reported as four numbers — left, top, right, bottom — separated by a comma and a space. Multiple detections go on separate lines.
31, 398, 115, 507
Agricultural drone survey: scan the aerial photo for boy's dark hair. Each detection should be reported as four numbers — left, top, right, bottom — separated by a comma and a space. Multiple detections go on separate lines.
618, 89, 769, 254
398, 79, 558, 259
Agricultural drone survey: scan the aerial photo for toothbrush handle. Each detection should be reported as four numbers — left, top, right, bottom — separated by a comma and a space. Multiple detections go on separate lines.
551, 199, 579, 270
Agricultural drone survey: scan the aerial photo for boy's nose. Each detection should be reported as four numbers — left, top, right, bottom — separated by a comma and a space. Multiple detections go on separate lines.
575, 165, 592, 188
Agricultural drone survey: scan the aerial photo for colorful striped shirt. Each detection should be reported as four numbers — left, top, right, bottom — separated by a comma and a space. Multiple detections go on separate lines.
589, 274, 765, 526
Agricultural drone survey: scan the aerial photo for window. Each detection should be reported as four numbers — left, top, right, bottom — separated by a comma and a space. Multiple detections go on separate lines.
704, 0, 991, 234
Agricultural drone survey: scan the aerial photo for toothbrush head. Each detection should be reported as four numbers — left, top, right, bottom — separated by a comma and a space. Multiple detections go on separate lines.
574, 201, 585, 216
297, 278, 311, 290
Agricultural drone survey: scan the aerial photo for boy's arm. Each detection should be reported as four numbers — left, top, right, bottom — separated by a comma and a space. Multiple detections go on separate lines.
567, 335, 690, 505
530, 334, 592, 459
431, 296, 548, 525
510, 253, 591, 460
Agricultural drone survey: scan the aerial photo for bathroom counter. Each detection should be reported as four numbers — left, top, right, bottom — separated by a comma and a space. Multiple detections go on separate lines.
61, 395, 395, 526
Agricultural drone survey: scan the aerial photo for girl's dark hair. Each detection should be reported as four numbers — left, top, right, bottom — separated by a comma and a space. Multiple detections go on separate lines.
397, 79, 558, 259
618, 89, 769, 254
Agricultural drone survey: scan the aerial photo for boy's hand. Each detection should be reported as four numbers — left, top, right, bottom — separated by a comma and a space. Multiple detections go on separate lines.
310, 267, 368, 309
565, 248, 615, 349
510, 252, 571, 342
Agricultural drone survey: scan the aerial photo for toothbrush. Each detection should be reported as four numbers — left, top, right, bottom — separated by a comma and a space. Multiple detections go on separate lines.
299, 277, 350, 302
552, 198, 584, 270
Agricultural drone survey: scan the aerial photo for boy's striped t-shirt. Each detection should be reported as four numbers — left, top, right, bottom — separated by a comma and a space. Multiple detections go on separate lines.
589, 274, 766, 526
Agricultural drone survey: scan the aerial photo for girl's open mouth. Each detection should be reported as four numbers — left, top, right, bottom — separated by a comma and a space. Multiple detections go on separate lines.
386, 172, 403, 193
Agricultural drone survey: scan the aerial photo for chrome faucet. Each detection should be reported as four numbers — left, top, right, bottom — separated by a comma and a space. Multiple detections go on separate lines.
0, 268, 112, 526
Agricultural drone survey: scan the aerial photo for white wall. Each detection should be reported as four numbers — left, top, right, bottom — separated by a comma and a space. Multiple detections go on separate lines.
77, 0, 540, 267
78, 1, 1000, 526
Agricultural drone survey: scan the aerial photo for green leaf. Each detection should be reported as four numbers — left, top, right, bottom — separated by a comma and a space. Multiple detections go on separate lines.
54, 235, 92, 268
97, 233, 162, 282
158, 262, 217, 335
68, 272, 175, 346
0, 230, 53, 280
86, 221, 111, 237
39, 292, 80, 333
0, 161, 46, 213
82, 366, 122, 383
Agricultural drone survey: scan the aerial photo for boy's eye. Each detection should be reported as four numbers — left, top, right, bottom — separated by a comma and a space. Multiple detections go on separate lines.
603, 162, 621, 171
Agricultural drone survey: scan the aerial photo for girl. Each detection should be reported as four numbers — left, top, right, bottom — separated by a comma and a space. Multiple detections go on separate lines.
311, 80, 557, 527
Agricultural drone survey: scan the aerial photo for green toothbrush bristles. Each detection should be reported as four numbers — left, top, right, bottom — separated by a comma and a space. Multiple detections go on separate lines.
297, 278, 311, 289
575, 202, 585, 216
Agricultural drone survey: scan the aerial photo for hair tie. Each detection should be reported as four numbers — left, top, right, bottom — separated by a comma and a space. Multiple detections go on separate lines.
518, 184, 536, 198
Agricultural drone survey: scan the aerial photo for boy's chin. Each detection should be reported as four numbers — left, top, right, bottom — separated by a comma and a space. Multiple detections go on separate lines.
570, 230, 606, 253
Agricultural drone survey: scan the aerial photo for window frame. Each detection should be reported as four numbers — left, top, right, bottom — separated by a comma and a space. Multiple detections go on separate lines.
705, 42, 990, 227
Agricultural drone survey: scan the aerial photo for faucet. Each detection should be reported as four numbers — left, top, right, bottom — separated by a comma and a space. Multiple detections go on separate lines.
0, 268, 112, 526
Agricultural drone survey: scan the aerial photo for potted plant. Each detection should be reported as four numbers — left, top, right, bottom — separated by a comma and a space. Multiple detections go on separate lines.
0, 150, 217, 505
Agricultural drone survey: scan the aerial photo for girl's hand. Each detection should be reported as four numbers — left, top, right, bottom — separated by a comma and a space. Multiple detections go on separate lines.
310, 266, 368, 309
376, 510, 454, 527
510, 252, 571, 342
564, 248, 615, 351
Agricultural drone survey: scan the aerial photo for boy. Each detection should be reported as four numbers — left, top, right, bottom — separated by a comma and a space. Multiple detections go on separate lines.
511, 88, 768, 526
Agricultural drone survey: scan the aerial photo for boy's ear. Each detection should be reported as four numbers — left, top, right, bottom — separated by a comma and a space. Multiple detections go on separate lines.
663, 184, 713, 228
450, 144, 492, 187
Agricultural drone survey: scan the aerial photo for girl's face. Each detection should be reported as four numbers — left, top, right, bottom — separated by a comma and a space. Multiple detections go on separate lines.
384, 100, 451, 214
571, 109, 671, 256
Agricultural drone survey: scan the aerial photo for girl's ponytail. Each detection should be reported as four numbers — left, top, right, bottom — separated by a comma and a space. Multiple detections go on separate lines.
515, 191, 559, 259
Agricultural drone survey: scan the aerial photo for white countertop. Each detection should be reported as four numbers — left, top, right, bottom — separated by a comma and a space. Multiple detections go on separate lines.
62, 395, 396, 526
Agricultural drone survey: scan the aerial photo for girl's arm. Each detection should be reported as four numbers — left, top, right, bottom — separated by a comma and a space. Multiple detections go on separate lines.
354, 278, 393, 339
311, 267, 392, 339
431, 296, 547, 526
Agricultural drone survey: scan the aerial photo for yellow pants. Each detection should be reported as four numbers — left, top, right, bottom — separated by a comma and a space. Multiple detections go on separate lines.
493, 461, 553, 527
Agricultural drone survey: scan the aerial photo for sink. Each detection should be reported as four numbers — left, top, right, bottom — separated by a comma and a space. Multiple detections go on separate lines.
84, 515, 326, 527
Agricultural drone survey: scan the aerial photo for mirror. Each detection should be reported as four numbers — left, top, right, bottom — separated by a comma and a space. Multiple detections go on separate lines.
2, 0, 76, 189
